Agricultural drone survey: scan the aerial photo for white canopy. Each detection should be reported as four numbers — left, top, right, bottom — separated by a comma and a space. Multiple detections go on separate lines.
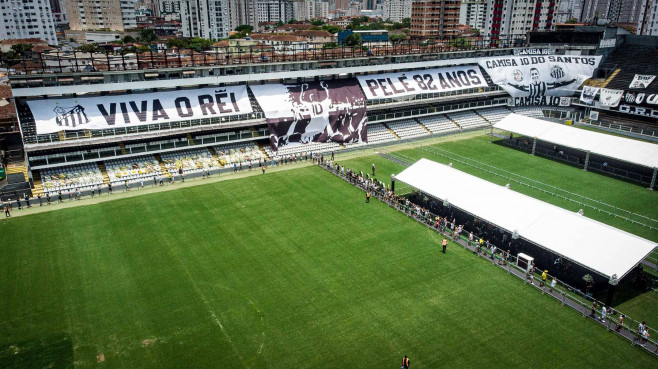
396, 159, 656, 279
494, 113, 658, 169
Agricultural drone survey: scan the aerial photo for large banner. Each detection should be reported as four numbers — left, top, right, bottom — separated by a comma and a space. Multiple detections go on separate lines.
250, 79, 367, 151
622, 91, 658, 107
28, 86, 253, 134
356, 65, 487, 100
629, 74, 655, 89
616, 104, 658, 118
579, 86, 599, 104
479, 55, 601, 98
508, 96, 571, 107
599, 88, 623, 108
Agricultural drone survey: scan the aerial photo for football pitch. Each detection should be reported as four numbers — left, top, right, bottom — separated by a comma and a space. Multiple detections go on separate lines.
2, 137, 658, 368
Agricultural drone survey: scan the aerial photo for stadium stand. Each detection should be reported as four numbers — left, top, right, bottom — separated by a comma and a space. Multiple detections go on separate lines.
125, 137, 191, 154
365, 123, 399, 144
160, 148, 221, 176
29, 145, 123, 167
447, 110, 490, 129
476, 106, 512, 124
386, 119, 429, 139
40, 163, 103, 194
105, 155, 164, 184
417, 115, 459, 134
597, 43, 658, 92
509, 107, 545, 118
214, 142, 268, 166
263, 141, 342, 158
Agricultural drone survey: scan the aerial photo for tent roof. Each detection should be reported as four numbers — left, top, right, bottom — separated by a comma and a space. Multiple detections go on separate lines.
396, 159, 656, 279
494, 113, 658, 169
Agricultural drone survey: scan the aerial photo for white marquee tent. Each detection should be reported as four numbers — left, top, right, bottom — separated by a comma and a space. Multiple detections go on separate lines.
493, 113, 658, 169
395, 159, 656, 280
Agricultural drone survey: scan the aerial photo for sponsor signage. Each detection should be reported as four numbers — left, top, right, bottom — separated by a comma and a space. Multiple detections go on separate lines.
598, 39, 616, 48
513, 48, 556, 55
27, 86, 253, 134
479, 55, 602, 98
628, 74, 655, 89
250, 79, 367, 151
599, 89, 623, 108
356, 65, 488, 100
580, 86, 599, 104
508, 96, 571, 107
589, 111, 599, 121
617, 104, 658, 118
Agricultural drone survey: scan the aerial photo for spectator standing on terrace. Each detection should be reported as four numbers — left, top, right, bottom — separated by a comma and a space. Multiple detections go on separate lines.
97, 185, 101, 196
140, 179, 144, 188
108, 183, 113, 195
262, 165, 266, 174
541, 270, 547, 287
179, 168, 185, 182
550, 278, 556, 293
442, 238, 448, 253
38, 194, 42, 206
58, 191, 63, 203
46, 193, 51, 205
366, 191, 371, 203
590, 302, 597, 318
601, 306, 607, 323
372, 163, 376, 176
401, 355, 410, 369
331, 151, 335, 161
234, 163, 237, 173
638, 321, 647, 345
16, 198, 22, 210
4, 205, 9, 217
25, 195, 31, 208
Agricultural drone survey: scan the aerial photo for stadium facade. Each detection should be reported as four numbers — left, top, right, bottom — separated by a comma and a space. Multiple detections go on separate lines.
2, 30, 657, 203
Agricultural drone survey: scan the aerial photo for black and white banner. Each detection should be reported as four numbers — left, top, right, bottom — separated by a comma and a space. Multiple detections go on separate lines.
629, 74, 655, 89
599, 88, 623, 107
622, 91, 658, 107
250, 79, 367, 151
580, 86, 599, 104
508, 96, 571, 107
479, 55, 601, 98
616, 104, 658, 118
27, 86, 253, 134
356, 65, 487, 100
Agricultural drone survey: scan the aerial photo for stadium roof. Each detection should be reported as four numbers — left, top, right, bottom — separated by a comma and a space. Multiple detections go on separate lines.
395, 159, 656, 280
494, 114, 658, 169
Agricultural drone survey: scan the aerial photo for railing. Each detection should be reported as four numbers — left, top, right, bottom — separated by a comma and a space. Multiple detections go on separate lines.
579, 120, 658, 139
320, 161, 658, 356
7, 35, 528, 76
368, 98, 508, 122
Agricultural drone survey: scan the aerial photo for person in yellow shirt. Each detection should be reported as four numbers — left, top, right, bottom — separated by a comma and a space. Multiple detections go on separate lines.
541, 270, 548, 287
442, 238, 448, 254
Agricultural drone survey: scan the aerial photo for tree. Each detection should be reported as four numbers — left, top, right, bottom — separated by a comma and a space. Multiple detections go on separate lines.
78, 43, 99, 53
344, 33, 362, 46
188, 37, 213, 51
276, 21, 284, 27
322, 25, 342, 34
311, 19, 324, 26
323, 42, 338, 49
235, 25, 254, 34
389, 34, 406, 44
287, 18, 297, 24
565, 18, 578, 24
10, 43, 33, 56
166, 38, 188, 49
139, 29, 158, 43
402, 18, 411, 28
122, 35, 136, 43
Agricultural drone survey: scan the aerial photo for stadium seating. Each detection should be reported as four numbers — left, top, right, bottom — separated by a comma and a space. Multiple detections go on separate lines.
386, 119, 429, 139
476, 107, 511, 124
510, 107, 545, 118
160, 148, 221, 176
29, 146, 123, 167
447, 110, 490, 129
215, 142, 267, 166
105, 155, 163, 184
365, 123, 398, 144
263, 141, 342, 158
41, 163, 104, 194
417, 115, 459, 134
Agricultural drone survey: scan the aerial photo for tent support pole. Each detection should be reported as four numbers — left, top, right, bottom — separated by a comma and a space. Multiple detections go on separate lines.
649, 168, 657, 191
531, 137, 537, 156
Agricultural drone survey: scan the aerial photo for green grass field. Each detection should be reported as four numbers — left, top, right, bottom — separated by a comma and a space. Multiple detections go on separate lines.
1, 159, 657, 368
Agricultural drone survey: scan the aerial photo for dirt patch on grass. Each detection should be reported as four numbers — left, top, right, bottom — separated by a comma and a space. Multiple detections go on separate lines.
9, 345, 19, 355
97, 353, 105, 363
142, 338, 158, 346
